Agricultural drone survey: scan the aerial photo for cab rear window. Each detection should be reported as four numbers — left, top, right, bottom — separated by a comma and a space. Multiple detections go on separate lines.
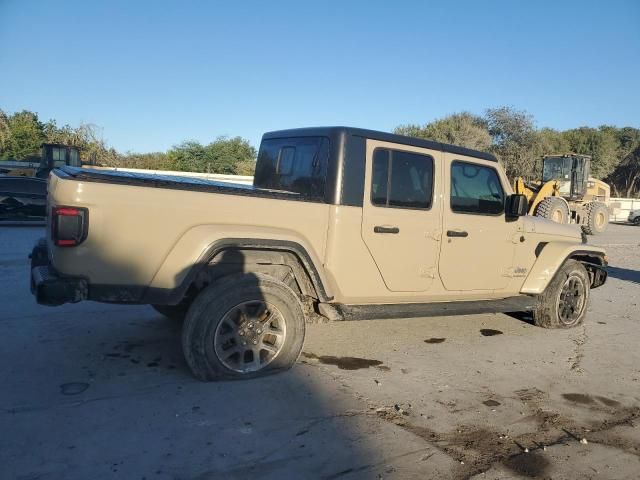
254, 137, 329, 200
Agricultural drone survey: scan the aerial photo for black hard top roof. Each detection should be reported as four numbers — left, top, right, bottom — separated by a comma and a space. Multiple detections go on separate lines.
262, 126, 497, 162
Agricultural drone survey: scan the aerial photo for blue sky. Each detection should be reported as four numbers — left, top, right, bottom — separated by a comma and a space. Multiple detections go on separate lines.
1, 0, 639, 153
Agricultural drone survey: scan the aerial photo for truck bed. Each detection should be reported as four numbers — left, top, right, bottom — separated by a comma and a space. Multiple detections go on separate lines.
57, 166, 303, 201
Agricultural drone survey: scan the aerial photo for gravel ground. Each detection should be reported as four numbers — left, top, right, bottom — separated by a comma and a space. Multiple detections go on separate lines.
1, 224, 639, 479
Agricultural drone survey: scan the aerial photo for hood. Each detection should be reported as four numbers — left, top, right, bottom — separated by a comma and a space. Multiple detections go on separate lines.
524, 216, 582, 241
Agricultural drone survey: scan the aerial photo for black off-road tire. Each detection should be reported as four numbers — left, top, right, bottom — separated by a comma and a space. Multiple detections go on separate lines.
182, 273, 306, 381
532, 260, 590, 329
633, 216, 640, 226
583, 202, 609, 235
152, 303, 190, 321
534, 197, 570, 224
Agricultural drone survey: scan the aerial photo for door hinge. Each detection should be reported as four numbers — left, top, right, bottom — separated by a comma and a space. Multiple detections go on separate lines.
419, 266, 437, 279
426, 230, 442, 241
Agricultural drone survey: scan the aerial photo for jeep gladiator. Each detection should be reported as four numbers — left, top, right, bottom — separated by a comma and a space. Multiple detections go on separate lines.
30, 127, 608, 380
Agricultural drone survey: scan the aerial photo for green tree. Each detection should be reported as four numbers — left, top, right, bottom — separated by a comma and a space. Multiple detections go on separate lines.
233, 159, 257, 176
395, 112, 491, 151
534, 128, 571, 155
166, 136, 256, 174
485, 106, 539, 179
0, 109, 10, 151
0, 110, 46, 160
614, 127, 640, 162
606, 145, 640, 197
562, 126, 619, 179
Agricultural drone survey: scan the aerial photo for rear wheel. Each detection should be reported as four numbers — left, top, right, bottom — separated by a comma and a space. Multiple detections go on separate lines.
535, 197, 569, 224
634, 216, 640, 226
181, 274, 306, 381
583, 202, 609, 235
532, 260, 590, 329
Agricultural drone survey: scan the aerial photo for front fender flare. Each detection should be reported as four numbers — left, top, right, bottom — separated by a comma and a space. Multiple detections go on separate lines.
520, 243, 606, 295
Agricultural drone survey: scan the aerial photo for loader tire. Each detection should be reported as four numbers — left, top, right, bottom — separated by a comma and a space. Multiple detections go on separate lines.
583, 202, 609, 235
534, 197, 570, 224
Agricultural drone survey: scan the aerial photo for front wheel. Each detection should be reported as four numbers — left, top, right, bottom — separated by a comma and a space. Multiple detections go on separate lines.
532, 260, 590, 329
181, 274, 306, 381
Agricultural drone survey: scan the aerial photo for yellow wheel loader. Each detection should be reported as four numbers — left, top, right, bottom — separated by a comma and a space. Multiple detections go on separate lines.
1, 144, 82, 178
1, 144, 83, 220
514, 154, 610, 234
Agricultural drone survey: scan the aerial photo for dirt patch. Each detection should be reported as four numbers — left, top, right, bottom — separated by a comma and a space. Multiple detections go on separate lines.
595, 396, 621, 407
480, 329, 503, 337
503, 451, 550, 477
562, 393, 595, 404
302, 353, 383, 370
424, 338, 446, 344
515, 388, 546, 404
370, 385, 640, 479
60, 382, 89, 395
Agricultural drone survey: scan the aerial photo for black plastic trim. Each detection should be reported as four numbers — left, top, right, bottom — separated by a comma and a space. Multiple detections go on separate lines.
263, 127, 498, 162
561, 250, 608, 289
334, 295, 536, 321
142, 238, 332, 305
54, 167, 326, 204
340, 134, 366, 207
31, 265, 88, 306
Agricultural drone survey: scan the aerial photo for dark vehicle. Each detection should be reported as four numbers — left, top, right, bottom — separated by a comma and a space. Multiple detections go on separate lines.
0, 176, 48, 220
0, 144, 81, 220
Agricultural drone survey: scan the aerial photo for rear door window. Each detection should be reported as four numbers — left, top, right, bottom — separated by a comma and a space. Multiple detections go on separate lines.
371, 148, 433, 209
450, 161, 504, 214
254, 137, 329, 200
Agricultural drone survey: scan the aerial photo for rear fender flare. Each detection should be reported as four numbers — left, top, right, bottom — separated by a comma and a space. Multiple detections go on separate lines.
160, 238, 332, 304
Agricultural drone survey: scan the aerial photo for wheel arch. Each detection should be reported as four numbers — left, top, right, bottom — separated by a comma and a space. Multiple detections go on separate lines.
145, 238, 332, 305
520, 242, 607, 295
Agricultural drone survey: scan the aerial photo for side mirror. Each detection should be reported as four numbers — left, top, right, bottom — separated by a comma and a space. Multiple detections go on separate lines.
506, 194, 528, 218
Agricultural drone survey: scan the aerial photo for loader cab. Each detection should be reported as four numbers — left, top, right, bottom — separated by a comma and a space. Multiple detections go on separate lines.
36, 144, 82, 178
541, 154, 590, 201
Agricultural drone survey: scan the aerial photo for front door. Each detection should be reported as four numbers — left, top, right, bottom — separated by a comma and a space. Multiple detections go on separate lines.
438, 155, 517, 291
361, 140, 442, 292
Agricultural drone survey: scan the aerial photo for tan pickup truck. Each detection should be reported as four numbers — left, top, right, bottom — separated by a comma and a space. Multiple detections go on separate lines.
30, 127, 608, 381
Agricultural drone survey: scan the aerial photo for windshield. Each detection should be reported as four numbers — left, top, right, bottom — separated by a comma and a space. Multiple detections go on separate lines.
68, 149, 81, 167
542, 157, 572, 182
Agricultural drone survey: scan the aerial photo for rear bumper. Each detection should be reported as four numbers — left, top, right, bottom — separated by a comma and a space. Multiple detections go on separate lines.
30, 240, 87, 306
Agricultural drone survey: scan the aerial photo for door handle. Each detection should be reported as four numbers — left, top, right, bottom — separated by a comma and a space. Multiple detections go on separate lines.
374, 226, 400, 234
446, 230, 468, 238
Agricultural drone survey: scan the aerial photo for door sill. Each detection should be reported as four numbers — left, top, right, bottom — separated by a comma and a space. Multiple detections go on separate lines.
330, 295, 536, 321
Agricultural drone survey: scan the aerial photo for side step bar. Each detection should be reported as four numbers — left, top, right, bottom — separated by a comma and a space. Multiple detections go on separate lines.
319, 295, 537, 321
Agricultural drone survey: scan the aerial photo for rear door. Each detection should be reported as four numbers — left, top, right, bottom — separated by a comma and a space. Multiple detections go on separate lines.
438, 155, 517, 291
361, 140, 442, 292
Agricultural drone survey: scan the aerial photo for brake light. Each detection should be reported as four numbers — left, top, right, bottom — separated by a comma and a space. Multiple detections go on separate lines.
51, 206, 88, 247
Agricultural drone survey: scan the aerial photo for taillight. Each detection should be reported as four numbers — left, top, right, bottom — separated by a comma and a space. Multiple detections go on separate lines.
51, 206, 88, 247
